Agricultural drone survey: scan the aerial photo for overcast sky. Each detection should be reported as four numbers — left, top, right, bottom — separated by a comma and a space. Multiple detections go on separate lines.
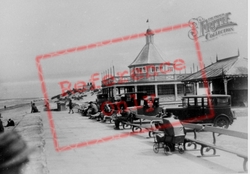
0, 0, 248, 99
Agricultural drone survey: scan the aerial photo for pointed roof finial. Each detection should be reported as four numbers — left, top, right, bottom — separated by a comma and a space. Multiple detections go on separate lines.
146, 19, 150, 28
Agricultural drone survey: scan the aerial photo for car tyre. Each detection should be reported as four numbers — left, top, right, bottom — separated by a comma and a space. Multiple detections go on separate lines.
214, 116, 229, 129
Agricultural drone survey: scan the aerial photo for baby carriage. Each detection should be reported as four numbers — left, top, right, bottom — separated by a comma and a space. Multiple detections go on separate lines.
153, 117, 185, 155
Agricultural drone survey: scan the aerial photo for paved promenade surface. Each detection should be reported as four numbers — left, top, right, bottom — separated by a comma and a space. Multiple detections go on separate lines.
41, 105, 248, 174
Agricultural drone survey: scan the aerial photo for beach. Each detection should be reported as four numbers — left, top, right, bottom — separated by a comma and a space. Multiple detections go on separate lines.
0, 94, 248, 174
0, 99, 46, 174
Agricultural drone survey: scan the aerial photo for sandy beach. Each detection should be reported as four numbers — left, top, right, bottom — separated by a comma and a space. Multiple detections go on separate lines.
0, 101, 47, 174
1, 93, 248, 174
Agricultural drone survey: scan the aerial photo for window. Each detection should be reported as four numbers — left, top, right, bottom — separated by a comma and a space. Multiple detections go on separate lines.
199, 82, 205, 88
185, 84, 193, 94
182, 98, 188, 107
137, 86, 155, 95
203, 97, 208, 106
156, 66, 159, 72
203, 97, 212, 106
177, 84, 184, 94
197, 98, 202, 106
188, 98, 195, 106
157, 85, 174, 95
168, 67, 173, 72
152, 66, 155, 72
217, 97, 229, 106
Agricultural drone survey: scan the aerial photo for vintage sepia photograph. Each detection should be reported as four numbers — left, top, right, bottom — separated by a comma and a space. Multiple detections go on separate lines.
0, 0, 248, 173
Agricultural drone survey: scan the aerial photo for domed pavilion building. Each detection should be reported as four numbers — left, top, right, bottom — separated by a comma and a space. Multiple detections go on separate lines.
101, 28, 192, 103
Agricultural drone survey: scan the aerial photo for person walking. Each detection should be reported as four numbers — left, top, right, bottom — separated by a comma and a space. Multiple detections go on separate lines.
68, 98, 74, 114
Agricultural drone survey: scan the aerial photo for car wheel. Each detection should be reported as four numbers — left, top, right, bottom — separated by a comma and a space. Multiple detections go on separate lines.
214, 116, 229, 129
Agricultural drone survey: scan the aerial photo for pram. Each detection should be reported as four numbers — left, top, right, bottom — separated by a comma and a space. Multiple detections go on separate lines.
153, 117, 185, 155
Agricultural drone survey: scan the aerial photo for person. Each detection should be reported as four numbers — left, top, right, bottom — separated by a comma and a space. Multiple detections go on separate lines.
30, 101, 33, 113
31, 103, 39, 113
68, 98, 74, 114
158, 113, 183, 152
4, 119, 15, 127
0, 131, 34, 174
0, 114, 4, 133
100, 103, 113, 122
87, 102, 98, 118
113, 106, 131, 130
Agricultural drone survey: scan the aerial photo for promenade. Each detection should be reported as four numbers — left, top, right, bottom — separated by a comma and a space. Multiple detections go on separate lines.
41, 105, 248, 174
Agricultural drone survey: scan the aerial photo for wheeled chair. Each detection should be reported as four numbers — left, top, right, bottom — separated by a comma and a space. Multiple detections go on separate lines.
153, 117, 185, 155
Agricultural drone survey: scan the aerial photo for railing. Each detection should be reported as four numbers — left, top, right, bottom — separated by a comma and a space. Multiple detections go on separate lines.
101, 73, 191, 87
183, 123, 248, 172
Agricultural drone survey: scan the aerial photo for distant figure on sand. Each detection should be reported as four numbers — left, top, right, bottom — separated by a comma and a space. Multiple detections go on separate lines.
5, 119, 15, 127
68, 98, 74, 114
31, 103, 39, 113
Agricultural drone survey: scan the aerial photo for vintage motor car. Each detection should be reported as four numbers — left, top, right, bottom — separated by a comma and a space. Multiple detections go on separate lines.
96, 93, 108, 106
117, 92, 162, 116
99, 92, 162, 122
162, 95, 235, 128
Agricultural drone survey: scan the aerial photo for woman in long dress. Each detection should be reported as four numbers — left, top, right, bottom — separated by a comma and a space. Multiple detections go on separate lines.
68, 99, 74, 114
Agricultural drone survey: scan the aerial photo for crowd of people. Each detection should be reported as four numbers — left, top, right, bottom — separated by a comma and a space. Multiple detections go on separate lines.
79, 100, 133, 130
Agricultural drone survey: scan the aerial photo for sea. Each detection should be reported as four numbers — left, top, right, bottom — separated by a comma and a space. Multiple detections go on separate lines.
0, 97, 44, 111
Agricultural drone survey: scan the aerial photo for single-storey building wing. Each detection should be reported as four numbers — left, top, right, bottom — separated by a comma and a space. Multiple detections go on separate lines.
182, 54, 248, 106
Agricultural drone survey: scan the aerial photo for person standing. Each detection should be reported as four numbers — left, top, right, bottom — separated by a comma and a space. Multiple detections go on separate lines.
68, 98, 74, 114
30, 101, 33, 113
0, 113, 4, 133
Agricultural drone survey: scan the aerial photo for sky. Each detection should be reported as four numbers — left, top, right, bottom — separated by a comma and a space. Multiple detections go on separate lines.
0, 0, 248, 99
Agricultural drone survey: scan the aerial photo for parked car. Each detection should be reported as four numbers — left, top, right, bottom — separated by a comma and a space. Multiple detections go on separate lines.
96, 93, 108, 106
162, 95, 235, 128
111, 92, 162, 119
97, 92, 162, 122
